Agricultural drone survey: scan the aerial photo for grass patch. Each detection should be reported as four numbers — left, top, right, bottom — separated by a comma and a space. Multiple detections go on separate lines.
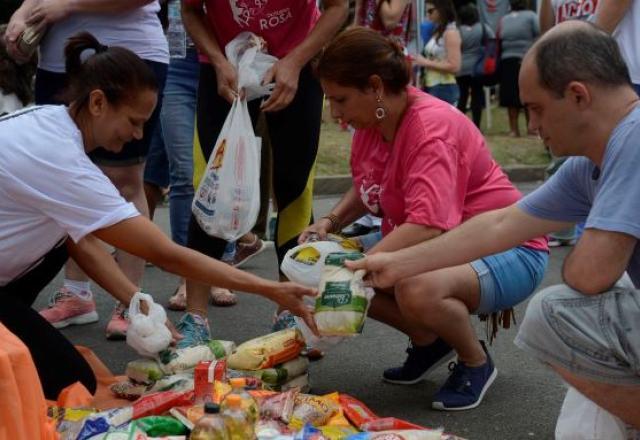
316, 100, 551, 176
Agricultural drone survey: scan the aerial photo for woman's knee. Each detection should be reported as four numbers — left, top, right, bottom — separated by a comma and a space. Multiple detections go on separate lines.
395, 275, 444, 319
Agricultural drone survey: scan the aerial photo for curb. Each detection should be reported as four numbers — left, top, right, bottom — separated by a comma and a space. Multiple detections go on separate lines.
313, 164, 546, 196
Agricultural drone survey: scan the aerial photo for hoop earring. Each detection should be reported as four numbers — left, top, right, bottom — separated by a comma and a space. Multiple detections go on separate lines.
375, 95, 386, 120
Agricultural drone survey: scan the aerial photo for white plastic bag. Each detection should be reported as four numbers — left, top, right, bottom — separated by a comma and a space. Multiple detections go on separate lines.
126, 292, 172, 358
555, 386, 639, 440
192, 97, 262, 241
281, 241, 346, 288
225, 32, 277, 101
192, 32, 273, 241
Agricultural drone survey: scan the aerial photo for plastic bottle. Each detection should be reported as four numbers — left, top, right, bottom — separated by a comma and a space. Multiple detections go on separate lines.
220, 378, 258, 424
221, 394, 255, 440
189, 403, 229, 440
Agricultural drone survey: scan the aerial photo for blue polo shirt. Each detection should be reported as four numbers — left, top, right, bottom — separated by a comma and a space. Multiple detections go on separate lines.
519, 105, 640, 286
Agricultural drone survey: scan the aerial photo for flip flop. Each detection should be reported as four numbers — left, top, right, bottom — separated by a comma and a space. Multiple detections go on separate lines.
210, 287, 237, 307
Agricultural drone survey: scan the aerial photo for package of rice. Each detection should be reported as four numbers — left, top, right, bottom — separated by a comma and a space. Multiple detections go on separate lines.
315, 252, 375, 336
227, 328, 305, 370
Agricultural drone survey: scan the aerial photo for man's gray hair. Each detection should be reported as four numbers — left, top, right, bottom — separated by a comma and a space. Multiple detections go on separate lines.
534, 22, 631, 97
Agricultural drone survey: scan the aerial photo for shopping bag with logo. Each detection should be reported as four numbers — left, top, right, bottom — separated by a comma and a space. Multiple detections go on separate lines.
192, 32, 275, 241
192, 98, 261, 241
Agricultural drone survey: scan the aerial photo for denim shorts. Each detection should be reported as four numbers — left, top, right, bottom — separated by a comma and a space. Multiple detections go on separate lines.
424, 83, 460, 105
515, 282, 640, 385
470, 246, 549, 315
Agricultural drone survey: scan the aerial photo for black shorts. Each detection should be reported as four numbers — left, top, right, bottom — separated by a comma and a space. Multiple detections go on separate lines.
499, 57, 523, 108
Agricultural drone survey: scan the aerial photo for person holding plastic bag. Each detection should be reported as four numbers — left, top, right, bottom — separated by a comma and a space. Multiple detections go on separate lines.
301, 27, 548, 411
346, 22, 640, 427
0, 32, 317, 401
179, 0, 349, 348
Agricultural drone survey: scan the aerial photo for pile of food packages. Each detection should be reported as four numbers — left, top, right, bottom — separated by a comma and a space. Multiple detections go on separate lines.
51, 328, 465, 439
49, 243, 467, 439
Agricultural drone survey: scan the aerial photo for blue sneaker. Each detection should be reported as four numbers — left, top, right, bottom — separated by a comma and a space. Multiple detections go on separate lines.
431, 345, 497, 411
272, 310, 297, 332
383, 338, 455, 385
176, 313, 211, 349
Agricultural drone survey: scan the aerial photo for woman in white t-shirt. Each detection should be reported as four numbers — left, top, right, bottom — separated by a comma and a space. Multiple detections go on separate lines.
4, 0, 169, 338
0, 33, 316, 400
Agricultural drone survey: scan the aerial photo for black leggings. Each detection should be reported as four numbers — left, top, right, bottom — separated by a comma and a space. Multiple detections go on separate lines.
0, 239, 96, 399
189, 63, 323, 264
456, 75, 485, 128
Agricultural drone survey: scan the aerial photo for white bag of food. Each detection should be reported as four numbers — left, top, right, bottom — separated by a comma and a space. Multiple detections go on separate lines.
191, 32, 276, 241
315, 252, 375, 336
126, 292, 172, 358
555, 386, 638, 440
191, 97, 261, 241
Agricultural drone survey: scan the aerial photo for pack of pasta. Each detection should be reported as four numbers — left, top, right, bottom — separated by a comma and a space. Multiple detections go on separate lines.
315, 252, 375, 336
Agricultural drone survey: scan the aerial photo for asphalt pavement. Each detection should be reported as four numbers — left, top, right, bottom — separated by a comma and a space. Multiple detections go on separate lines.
34, 182, 571, 440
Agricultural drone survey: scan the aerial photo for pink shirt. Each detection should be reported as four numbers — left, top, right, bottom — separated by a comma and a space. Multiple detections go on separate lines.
351, 87, 548, 252
186, 0, 320, 60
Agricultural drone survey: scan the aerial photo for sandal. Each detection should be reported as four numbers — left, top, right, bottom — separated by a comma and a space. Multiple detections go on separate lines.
210, 287, 237, 307
168, 282, 187, 311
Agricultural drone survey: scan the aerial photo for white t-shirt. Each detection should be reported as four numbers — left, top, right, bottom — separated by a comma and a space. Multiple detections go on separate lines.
0, 91, 23, 116
611, 0, 640, 84
39, 2, 169, 73
0, 105, 139, 286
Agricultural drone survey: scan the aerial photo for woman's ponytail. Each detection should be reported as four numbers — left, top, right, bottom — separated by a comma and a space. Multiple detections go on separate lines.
61, 31, 157, 114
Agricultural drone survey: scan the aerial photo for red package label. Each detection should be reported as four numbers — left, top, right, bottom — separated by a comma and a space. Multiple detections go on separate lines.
361, 417, 426, 431
338, 394, 377, 429
133, 390, 194, 419
194, 360, 227, 403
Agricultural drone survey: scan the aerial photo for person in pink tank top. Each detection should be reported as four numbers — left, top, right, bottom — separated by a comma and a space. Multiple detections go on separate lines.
301, 27, 549, 411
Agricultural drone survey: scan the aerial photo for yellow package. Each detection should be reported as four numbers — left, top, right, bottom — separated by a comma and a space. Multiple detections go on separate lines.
213, 381, 232, 404
319, 425, 359, 440
227, 328, 305, 370
324, 393, 353, 428
289, 393, 339, 430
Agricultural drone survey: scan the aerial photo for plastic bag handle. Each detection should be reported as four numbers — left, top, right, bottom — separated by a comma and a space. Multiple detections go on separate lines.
128, 292, 152, 317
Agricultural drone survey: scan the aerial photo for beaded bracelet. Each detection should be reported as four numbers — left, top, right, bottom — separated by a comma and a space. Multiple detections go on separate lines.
321, 213, 342, 233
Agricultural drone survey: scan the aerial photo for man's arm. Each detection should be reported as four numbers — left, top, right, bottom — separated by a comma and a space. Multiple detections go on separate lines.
539, 0, 555, 34
595, 0, 633, 33
347, 205, 569, 288
260, 0, 348, 112
562, 229, 636, 294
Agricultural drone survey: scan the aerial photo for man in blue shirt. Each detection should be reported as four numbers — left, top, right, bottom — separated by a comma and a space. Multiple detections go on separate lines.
347, 20, 640, 427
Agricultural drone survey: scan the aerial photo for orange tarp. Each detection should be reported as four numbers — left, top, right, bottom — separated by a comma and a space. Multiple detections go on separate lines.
0, 323, 58, 440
